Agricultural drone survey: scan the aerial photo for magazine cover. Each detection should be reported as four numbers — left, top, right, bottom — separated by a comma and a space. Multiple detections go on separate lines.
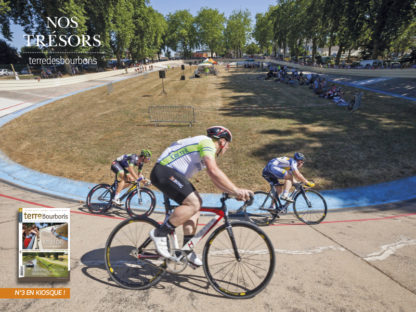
18, 208, 70, 282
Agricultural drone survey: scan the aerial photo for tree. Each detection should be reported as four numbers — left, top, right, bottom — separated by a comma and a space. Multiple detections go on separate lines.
165, 10, 197, 58
130, 5, 167, 61
245, 42, 260, 56
0, 39, 20, 63
0, 0, 11, 40
20, 45, 46, 65
253, 12, 273, 55
364, 0, 415, 59
109, 0, 135, 65
224, 10, 251, 58
195, 8, 225, 57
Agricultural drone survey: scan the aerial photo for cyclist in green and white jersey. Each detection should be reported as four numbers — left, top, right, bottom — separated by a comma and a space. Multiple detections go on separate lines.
149, 126, 252, 267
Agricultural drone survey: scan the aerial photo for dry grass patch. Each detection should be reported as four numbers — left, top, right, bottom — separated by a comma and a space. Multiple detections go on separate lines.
1, 66, 416, 193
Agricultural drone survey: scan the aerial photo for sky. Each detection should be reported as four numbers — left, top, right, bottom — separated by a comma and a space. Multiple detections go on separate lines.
3, 0, 277, 50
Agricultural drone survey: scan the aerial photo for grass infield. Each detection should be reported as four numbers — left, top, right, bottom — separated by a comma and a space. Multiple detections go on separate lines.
1, 66, 415, 193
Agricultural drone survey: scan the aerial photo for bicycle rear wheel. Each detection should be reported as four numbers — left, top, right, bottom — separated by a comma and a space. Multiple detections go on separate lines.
203, 221, 275, 299
86, 184, 113, 214
125, 187, 156, 217
293, 189, 327, 224
104, 217, 166, 290
244, 191, 279, 226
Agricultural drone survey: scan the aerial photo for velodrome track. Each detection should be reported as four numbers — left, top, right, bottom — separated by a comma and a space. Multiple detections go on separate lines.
1, 181, 416, 311
0, 62, 415, 310
0, 60, 415, 210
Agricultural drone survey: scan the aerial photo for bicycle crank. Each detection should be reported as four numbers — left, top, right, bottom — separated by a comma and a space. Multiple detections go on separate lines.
166, 251, 188, 273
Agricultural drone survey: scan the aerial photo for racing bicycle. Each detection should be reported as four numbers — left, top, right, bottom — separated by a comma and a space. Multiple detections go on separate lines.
104, 193, 276, 299
86, 175, 156, 217
238, 182, 327, 226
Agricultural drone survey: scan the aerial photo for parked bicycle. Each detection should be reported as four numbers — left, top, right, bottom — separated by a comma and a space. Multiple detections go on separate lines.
86, 175, 156, 217
238, 182, 327, 226
104, 193, 276, 299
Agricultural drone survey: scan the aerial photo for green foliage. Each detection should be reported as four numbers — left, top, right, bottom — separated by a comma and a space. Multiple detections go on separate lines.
253, 13, 273, 55
245, 42, 260, 55
0, 0, 11, 39
165, 10, 197, 58
267, 0, 415, 61
109, 0, 135, 63
130, 4, 167, 61
224, 10, 252, 58
0, 39, 19, 63
195, 8, 226, 57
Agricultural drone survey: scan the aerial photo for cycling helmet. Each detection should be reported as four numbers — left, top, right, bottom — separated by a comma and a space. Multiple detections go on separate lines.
206, 126, 232, 142
294, 152, 305, 161
140, 149, 152, 158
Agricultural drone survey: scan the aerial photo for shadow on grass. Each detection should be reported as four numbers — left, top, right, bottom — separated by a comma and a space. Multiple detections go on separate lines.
217, 70, 416, 191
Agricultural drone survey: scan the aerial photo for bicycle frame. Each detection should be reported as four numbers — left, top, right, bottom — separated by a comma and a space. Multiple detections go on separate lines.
137, 194, 239, 261
109, 177, 142, 203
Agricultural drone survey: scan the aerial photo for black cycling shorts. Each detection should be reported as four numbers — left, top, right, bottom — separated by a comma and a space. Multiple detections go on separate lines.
111, 161, 130, 180
150, 163, 196, 205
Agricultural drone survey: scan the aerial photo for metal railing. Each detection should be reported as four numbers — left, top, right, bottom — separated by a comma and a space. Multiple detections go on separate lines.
148, 105, 195, 126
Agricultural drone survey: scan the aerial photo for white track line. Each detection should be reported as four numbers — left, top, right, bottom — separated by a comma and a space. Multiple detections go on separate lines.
364, 237, 416, 262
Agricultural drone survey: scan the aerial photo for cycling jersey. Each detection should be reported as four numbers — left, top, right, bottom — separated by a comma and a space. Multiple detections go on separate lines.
157, 135, 216, 178
111, 154, 143, 177
263, 157, 298, 181
115, 154, 141, 168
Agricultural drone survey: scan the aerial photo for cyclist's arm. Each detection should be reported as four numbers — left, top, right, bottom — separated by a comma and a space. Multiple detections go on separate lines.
292, 169, 309, 184
126, 165, 139, 181
204, 156, 251, 200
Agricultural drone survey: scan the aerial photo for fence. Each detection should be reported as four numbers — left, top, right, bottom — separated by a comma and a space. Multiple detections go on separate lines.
148, 105, 195, 126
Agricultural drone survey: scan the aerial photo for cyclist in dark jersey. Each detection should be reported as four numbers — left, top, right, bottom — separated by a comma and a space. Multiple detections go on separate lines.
110, 149, 152, 205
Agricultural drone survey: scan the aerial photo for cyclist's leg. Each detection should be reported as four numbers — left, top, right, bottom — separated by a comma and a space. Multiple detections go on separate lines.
282, 172, 294, 194
111, 162, 126, 199
169, 192, 201, 228
263, 166, 285, 196
149, 163, 200, 258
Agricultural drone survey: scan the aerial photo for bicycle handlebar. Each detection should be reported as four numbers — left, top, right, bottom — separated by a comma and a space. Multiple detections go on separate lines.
221, 193, 254, 206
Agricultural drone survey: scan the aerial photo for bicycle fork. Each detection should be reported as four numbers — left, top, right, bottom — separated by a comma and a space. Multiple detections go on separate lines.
226, 225, 241, 262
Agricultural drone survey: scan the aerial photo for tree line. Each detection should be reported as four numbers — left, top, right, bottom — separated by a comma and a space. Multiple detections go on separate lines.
253, 0, 416, 64
0, 0, 253, 66
0, 0, 414, 67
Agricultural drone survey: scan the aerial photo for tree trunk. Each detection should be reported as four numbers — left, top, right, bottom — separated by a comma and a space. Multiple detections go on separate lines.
335, 43, 343, 65
63, 53, 71, 74
312, 38, 317, 64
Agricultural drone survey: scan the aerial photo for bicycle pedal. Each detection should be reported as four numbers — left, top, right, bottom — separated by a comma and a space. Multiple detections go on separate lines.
188, 262, 200, 270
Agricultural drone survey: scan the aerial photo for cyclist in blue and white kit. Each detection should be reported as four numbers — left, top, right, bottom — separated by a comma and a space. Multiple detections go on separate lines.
262, 152, 315, 202
110, 149, 152, 205
149, 126, 253, 267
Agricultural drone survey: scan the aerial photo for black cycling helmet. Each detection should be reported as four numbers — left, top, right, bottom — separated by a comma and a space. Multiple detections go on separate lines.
294, 152, 305, 161
206, 126, 232, 142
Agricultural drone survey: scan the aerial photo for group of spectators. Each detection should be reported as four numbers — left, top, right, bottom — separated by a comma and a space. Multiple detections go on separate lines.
265, 65, 348, 106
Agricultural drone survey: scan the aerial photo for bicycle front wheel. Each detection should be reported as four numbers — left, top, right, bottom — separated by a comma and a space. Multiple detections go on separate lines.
293, 189, 327, 224
203, 221, 275, 299
245, 191, 279, 226
105, 217, 166, 290
125, 187, 156, 217
86, 184, 113, 214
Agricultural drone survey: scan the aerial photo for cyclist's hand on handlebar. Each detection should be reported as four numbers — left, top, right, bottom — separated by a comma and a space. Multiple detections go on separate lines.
306, 181, 315, 188
235, 188, 253, 202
